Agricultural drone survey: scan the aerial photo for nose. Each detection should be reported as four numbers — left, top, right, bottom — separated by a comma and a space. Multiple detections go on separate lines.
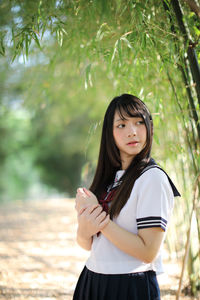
127, 124, 136, 137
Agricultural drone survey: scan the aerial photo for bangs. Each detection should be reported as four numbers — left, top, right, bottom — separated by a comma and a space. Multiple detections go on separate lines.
116, 102, 146, 120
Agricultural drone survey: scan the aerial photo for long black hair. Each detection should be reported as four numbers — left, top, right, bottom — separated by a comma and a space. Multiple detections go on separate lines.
90, 94, 153, 218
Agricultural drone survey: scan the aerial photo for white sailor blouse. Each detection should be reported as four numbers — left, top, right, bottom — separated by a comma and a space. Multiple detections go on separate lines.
86, 160, 180, 275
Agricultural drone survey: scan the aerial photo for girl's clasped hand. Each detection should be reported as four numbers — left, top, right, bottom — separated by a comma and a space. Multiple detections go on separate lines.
75, 188, 110, 240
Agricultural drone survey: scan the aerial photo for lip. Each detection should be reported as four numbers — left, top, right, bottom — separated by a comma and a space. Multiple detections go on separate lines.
127, 141, 139, 145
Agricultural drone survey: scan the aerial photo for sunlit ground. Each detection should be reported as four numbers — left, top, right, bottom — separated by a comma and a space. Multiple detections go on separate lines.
0, 199, 198, 299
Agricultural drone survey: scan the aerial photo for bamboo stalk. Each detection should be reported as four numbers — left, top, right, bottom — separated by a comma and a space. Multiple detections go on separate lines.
183, 0, 200, 19
176, 174, 200, 299
162, 0, 200, 141
171, 0, 200, 106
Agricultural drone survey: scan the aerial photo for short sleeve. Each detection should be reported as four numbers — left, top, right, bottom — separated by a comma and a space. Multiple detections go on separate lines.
136, 168, 174, 232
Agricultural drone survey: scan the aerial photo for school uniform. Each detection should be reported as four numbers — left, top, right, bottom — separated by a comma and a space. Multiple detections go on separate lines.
73, 159, 180, 300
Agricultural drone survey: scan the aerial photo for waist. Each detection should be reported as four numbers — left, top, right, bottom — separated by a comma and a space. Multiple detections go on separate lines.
85, 265, 156, 277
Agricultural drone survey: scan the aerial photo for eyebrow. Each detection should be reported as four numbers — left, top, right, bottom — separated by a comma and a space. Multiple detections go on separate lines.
114, 118, 126, 122
114, 116, 143, 123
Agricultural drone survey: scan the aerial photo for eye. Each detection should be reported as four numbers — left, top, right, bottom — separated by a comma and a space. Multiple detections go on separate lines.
117, 124, 125, 128
136, 120, 145, 125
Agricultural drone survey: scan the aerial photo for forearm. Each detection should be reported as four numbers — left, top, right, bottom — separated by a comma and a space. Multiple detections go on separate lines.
75, 204, 110, 251
101, 220, 164, 263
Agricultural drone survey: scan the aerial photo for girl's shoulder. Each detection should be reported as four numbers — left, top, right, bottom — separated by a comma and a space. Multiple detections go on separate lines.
139, 167, 168, 182
135, 166, 180, 198
135, 167, 170, 192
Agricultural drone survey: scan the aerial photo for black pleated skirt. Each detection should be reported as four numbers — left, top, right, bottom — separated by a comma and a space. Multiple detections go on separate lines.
73, 266, 160, 300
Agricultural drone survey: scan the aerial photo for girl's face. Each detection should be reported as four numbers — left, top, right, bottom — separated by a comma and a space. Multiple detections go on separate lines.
113, 110, 147, 170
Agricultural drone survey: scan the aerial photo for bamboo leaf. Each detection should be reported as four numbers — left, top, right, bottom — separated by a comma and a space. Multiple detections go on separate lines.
0, 50, 5, 56
32, 32, 41, 49
41, 20, 47, 38
59, 30, 63, 46
56, 28, 64, 47
117, 39, 122, 65
11, 28, 15, 48
61, 28, 67, 35
193, 26, 200, 37
0, 35, 5, 56
96, 23, 109, 41
25, 34, 29, 59
141, 33, 146, 48
120, 36, 133, 50
85, 63, 92, 90
11, 51, 18, 62
111, 39, 119, 63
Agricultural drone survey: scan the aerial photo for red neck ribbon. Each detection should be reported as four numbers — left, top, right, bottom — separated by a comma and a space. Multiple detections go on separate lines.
98, 188, 118, 213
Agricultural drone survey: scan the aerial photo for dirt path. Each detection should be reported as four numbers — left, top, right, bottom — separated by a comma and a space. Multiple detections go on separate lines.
0, 199, 198, 299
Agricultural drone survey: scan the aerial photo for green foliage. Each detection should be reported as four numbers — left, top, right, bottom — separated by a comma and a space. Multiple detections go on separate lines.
0, 1, 199, 188
0, 0, 200, 294
0, 108, 39, 201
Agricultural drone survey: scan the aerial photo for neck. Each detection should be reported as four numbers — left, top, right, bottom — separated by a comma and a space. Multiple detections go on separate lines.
121, 156, 134, 170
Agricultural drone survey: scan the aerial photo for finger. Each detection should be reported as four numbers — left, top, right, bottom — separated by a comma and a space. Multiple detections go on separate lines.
77, 187, 85, 195
96, 210, 107, 223
76, 194, 86, 204
83, 204, 100, 214
99, 214, 110, 230
77, 192, 87, 200
76, 188, 81, 194
89, 206, 103, 219
78, 205, 88, 215
78, 202, 101, 217
78, 202, 93, 214
83, 188, 91, 197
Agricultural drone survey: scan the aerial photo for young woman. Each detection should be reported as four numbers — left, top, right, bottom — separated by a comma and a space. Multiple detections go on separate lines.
73, 94, 180, 300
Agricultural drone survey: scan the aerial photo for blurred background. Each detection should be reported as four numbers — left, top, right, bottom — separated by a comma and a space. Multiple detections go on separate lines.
0, 0, 199, 297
